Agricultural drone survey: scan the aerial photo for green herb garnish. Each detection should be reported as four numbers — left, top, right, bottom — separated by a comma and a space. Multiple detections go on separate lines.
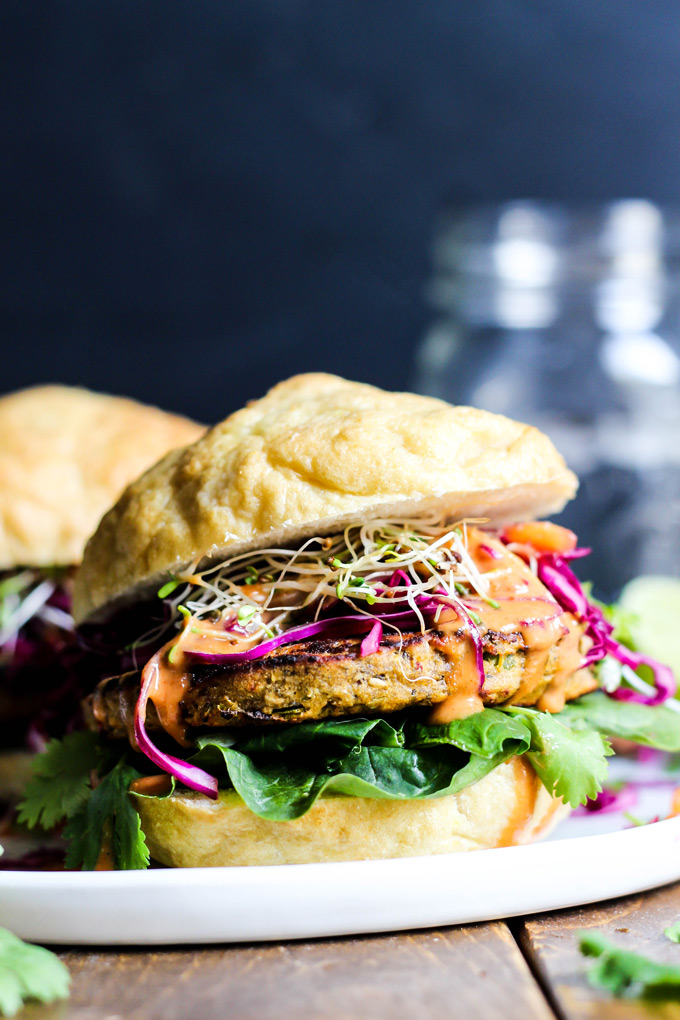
18, 735, 149, 872
580, 931, 680, 998
157, 577, 180, 599
237, 605, 258, 625
0, 929, 70, 1017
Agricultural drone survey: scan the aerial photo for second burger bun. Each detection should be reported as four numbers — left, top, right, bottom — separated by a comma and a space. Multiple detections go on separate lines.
135, 758, 568, 867
0, 385, 204, 571
74, 373, 577, 622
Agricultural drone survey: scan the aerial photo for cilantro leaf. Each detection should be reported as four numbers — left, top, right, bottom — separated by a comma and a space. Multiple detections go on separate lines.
19, 734, 150, 870
0, 928, 70, 1017
508, 707, 613, 807
580, 932, 680, 998
665, 923, 680, 944
64, 760, 149, 871
17, 732, 100, 830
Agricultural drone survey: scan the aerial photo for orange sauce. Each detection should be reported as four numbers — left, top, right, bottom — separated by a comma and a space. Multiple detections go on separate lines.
496, 758, 541, 847
94, 838, 115, 871
427, 529, 583, 722
141, 618, 261, 747
142, 641, 192, 747
129, 774, 173, 796
669, 788, 680, 819
428, 633, 485, 722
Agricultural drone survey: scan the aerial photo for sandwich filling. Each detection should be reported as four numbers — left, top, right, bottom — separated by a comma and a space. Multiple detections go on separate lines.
18, 517, 680, 870
0, 567, 81, 748
82, 517, 675, 795
88, 524, 595, 747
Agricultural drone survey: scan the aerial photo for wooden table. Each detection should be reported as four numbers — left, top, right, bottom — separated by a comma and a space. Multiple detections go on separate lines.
26, 882, 680, 1019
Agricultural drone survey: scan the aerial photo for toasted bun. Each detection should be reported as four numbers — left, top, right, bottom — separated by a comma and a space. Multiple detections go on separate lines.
0, 386, 204, 570
134, 757, 568, 867
75, 374, 576, 622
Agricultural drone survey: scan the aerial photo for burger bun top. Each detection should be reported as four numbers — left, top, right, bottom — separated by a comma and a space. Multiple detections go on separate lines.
74, 374, 577, 623
0, 385, 204, 571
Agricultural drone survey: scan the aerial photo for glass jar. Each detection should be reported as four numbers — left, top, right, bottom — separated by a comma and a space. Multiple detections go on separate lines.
416, 201, 680, 597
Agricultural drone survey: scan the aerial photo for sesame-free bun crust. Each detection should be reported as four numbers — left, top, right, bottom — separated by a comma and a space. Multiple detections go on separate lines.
75, 374, 577, 622
134, 757, 568, 867
0, 386, 204, 570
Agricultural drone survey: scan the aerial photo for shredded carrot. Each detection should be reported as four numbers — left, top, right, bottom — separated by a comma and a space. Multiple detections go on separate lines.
502, 521, 577, 554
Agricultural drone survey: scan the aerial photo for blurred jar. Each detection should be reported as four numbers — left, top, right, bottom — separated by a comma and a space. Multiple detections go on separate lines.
416, 201, 680, 597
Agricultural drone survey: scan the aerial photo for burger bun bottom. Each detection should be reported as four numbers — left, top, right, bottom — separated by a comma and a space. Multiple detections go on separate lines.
134, 757, 568, 867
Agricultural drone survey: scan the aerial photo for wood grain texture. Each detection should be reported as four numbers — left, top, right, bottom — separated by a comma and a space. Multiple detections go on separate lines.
517, 881, 680, 1019
26, 924, 554, 1020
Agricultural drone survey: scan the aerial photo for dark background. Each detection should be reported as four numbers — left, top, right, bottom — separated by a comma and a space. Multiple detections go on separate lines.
3, 1, 680, 423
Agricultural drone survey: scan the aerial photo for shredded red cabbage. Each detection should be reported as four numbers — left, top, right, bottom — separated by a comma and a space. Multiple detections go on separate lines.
605, 644, 676, 705
576, 784, 637, 815
388, 569, 413, 588
360, 620, 383, 657
636, 746, 665, 766
478, 543, 502, 560
0, 573, 94, 747
186, 614, 415, 665
536, 549, 675, 705
135, 656, 219, 799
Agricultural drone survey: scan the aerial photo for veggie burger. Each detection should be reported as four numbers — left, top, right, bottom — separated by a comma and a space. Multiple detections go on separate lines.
21, 374, 680, 868
0, 385, 203, 798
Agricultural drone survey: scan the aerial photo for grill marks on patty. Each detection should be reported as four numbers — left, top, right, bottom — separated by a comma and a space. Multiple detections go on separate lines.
86, 626, 596, 739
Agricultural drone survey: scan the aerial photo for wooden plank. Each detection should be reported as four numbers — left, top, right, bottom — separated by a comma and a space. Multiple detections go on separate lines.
28, 924, 555, 1020
517, 882, 680, 1020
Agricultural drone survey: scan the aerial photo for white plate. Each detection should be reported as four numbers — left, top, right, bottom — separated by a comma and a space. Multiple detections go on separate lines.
3, 757, 680, 946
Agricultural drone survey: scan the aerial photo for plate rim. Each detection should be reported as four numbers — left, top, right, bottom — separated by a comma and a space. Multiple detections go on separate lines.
3, 812, 680, 888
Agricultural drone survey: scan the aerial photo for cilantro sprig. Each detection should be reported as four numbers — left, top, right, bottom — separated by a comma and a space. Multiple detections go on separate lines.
17, 734, 149, 871
507, 706, 613, 807
17, 732, 100, 831
0, 929, 70, 1017
580, 932, 680, 999
64, 761, 150, 871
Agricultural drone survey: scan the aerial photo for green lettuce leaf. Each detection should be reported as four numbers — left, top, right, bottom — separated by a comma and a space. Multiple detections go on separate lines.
409, 708, 530, 758
580, 932, 680, 998
0, 929, 70, 1017
234, 715, 405, 754
186, 689, 675, 819
665, 923, 680, 944
599, 599, 640, 650
193, 724, 508, 820
560, 692, 680, 751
